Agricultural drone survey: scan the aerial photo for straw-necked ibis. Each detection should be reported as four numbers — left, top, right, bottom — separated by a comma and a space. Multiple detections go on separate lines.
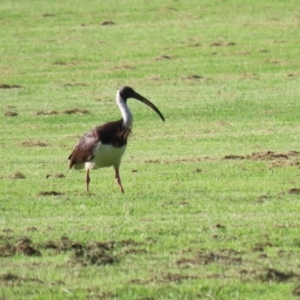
68, 86, 165, 192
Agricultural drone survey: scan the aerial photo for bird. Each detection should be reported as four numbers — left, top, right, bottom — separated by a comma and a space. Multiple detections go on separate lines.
68, 86, 165, 193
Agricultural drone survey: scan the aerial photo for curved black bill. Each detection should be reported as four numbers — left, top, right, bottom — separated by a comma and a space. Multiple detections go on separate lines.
132, 92, 165, 122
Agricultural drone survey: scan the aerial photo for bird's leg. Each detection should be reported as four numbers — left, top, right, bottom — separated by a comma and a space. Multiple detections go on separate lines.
114, 168, 124, 193
85, 169, 90, 192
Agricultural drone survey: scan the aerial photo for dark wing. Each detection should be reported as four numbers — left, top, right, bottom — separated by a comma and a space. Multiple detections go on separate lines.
68, 129, 100, 169
96, 119, 131, 147
68, 119, 130, 169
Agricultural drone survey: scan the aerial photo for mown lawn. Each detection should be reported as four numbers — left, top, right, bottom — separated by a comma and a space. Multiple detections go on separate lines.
0, 0, 300, 299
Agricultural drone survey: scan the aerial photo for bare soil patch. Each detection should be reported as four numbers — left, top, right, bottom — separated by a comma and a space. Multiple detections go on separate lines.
287, 72, 300, 77
2, 228, 13, 233
53, 61, 67, 65
144, 151, 299, 167
16, 242, 41, 257
21, 140, 49, 147
38, 191, 63, 196
259, 49, 270, 53
41, 236, 73, 253
224, 150, 290, 160
252, 242, 273, 252
101, 20, 115, 25
0, 239, 41, 257
0, 236, 129, 267
288, 188, 300, 194
224, 150, 299, 168
0, 243, 16, 257
64, 83, 87, 87
87, 241, 115, 251
35, 110, 58, 115
42, 237, 117, 266
26, 227, 38, 232
292, 285, 300, 296
122, 248, 147, 255
155, 55, 172, 60
118, 239, 143, 247
53, 61, 79, 66
112, 64, 136, 70
0, 272, 43, 286
188, 43, 202, 47
70, 245, 115, 266
181, 74, 203, 80
0, 84, 22, 89
148, 75, 162, 81
34, 108, 90, 116
210, 42, 222, 47
236, 51, 251, 56
176, 249, 242, 267
46, 173, 65, 179
41, 13, 55, 17
214, 224, 226, 229
37, 237, 143, 266
145, 156, 212, 164
0, 273, 19, 281
240, 72, 260, 80
159, 6, 177, 11
62, 108, 90, 114
8, 172, 25, 179
259, 268, 300, 282
210, 41, 236, 47
130, 272, 199, 285
4, 111, 18, 117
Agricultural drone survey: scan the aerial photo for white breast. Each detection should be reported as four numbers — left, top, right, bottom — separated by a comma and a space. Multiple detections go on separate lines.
85, 143, 127, 170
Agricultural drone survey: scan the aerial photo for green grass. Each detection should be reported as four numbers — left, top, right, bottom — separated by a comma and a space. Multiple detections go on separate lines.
1, 0, 300, 299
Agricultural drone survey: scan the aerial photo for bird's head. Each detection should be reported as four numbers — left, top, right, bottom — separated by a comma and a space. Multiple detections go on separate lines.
118, 86, 165, 122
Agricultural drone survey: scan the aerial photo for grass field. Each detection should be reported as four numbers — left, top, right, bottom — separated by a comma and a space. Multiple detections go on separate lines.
1, 0, 300, 299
